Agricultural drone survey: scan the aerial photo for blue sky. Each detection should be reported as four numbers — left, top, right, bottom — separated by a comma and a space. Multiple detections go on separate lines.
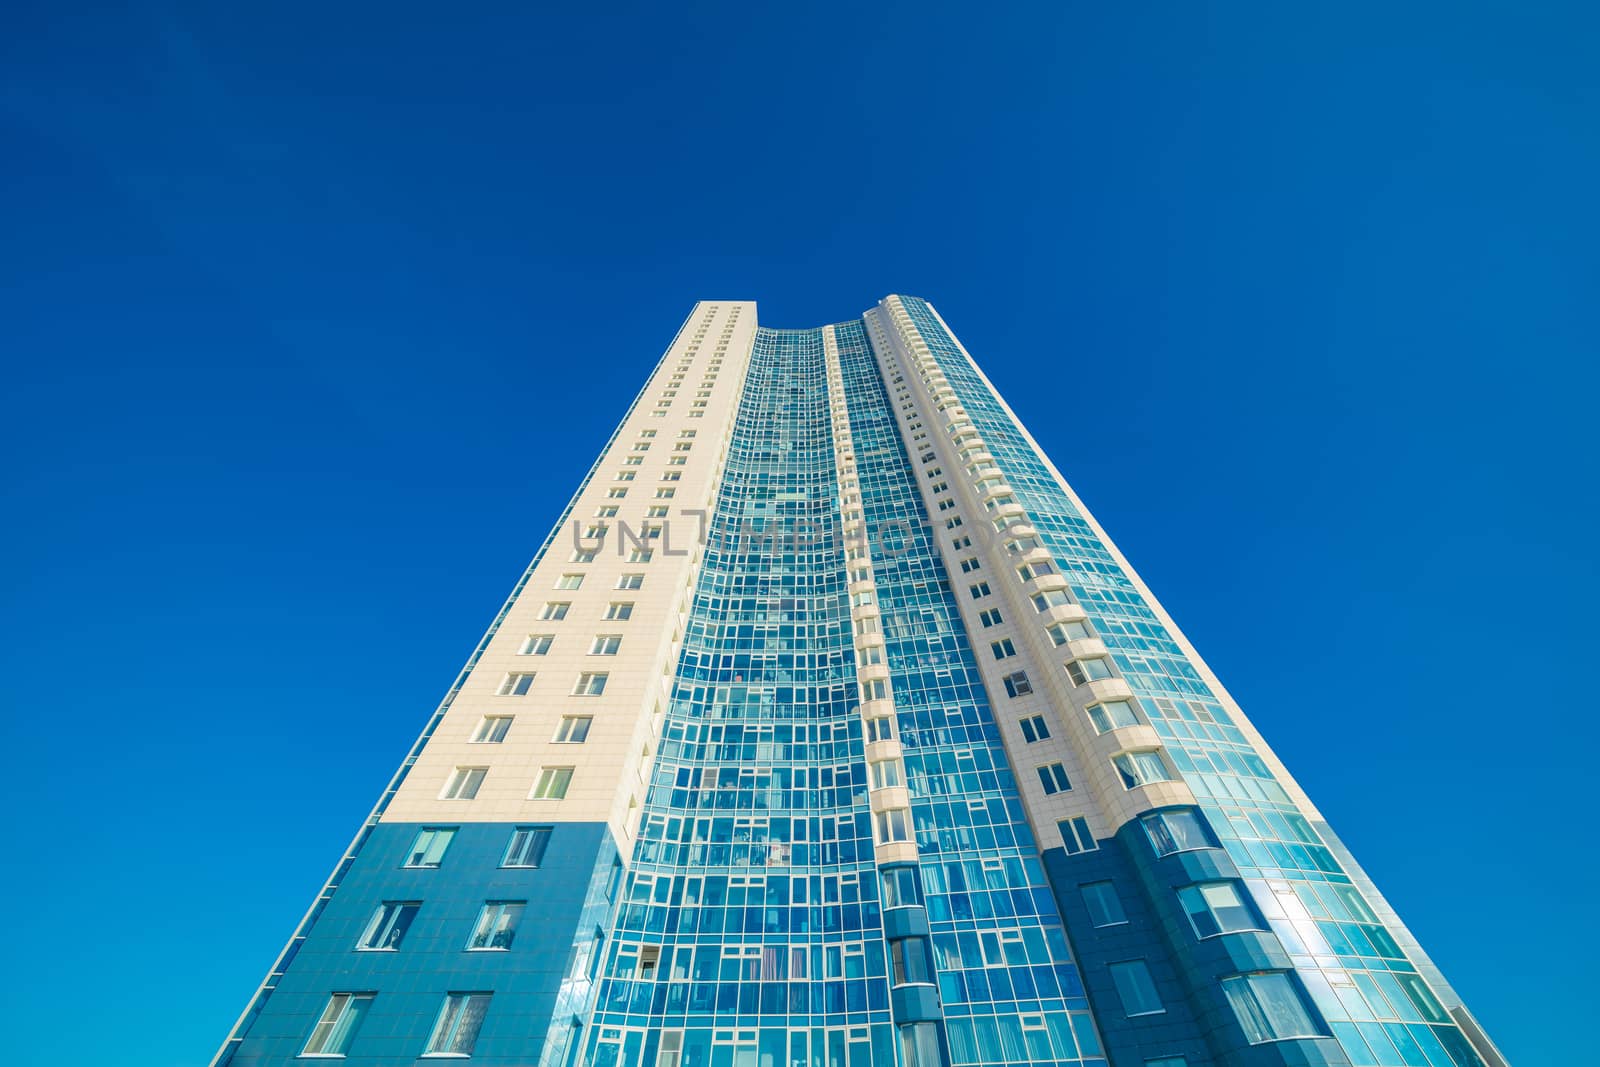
2, 2, 1594, 1064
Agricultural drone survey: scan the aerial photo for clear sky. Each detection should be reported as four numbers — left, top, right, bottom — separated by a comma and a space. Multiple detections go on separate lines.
2, 3, 1594, 1064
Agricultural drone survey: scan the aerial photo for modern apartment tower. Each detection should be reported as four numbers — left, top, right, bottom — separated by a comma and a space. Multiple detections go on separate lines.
215, 297, 1506, 1067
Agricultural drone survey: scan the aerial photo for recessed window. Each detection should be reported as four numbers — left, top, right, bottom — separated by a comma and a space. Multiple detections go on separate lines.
557, 573, 585, 590
532, 767, 574, 799
868, 760, 902, 789
1109, 960, 1165, 1017
1019, 714, 1050, 742
1088, 699, 1139, 732
978, 608, 1003, 627
1178, 882, 1261, 938
1048, 620, 1094, 645
875, 808, 912, 844
1081, 882, 1127, 927
497, 673, 535, 696
467, 901, 526, 950
358, 901, 421, 951
960, 557, 981, 573
302, 993, 374, 1057
519, 634, 553, 656
1141, 808, 1216, 856
629, 547, 654, 562
607, 487, 628, 499
866, 717, 894, 743
863, 678, 889, 701
1221, 972, 1325, 1044
1066, 657, 1113, 686
606, 602, 634, 621
1059, 816, 1096, 855
571, 549, 597, 563
617, 573, 645, 590
1036, 762, 1072, 795
553, 716, 593, 743
990, 638, 1017, 660
655, 488, 676, 498
1113, 750, 1172, 790
1031, 589, 1071, 612
540, 602, 570, 621
404, 827, 456, 868
574, 672, 608, 696
590, 634, 622, 655
425, 993, 491, 1056
502, 826, 551, 867
889, 936, 935, 986
882, 866, 921, 909
968, 581, 992, 599
1002, 671, 1032, 697
442, 767, 487, 800
471, 716, 513, 743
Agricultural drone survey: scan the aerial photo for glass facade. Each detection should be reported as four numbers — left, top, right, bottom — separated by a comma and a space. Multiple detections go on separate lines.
213, 298, 1502, 1067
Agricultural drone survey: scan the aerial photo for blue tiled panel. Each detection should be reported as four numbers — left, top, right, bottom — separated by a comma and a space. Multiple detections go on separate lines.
226, 821, 614, 1067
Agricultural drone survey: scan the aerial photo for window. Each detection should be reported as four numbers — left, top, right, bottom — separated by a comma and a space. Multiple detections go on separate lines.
532, 767, 574, 799
442, 767, 487, 800
1114, 750, 1172, 789
1031, 589, 1071, 612
868, 760, 902, 789
990, 638, 1017, 660
571, 549, 597, 563
1109, 960, 1165, 1016
540, 602, 570, 621
1002, 671, 1032, 697
497, 673, 535, 696
1036, 762, 1072, 795
1059, 817, 1097, 855
425, 993, 491, 1056
875, 808, 912, 844
405, 827, 456, 868
1081, 882, 1127, 927
889, 937, 935, 985
607, 487, 628, 499
302, 993, 373, 1057
1221, 972, 1324, 1043
968, 581, 992, 599
1048, 620, 1094, 645
1145, 1059, 1188, 1067
553, 716, 593, 743
1066, 657, 1113, 686
556, 573, 584, 590
519, 634, 553, 656
862, 678, 889, 701
882, 867, 921, 909
655, 487, 676, 498
606, 602, 634, 621
616, 573, 644, 590
1087, 699, 1139, 732
471, 716, 512, 744
574, 672, 608, 696
1141, 808, 1216, 856
629, 547, 654, 562
589, 634, 622, 656
358, 902, 421, 951
978, 608, 1003, 627
467, 902, 526, 950
866, 717, 894, 743
1019, 714, 1050, 743
1178, 882, 1261, 938
960, 557, 981, 573
502, 826, 551, 867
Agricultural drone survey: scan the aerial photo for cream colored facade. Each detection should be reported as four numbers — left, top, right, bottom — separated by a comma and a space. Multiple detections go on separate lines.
382, 301, 757, 844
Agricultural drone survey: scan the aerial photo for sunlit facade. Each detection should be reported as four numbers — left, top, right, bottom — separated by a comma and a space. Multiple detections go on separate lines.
215, 297, 1507, 1067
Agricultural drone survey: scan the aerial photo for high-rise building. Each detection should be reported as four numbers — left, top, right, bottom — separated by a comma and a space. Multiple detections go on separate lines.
214, 297, 1507, 1067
